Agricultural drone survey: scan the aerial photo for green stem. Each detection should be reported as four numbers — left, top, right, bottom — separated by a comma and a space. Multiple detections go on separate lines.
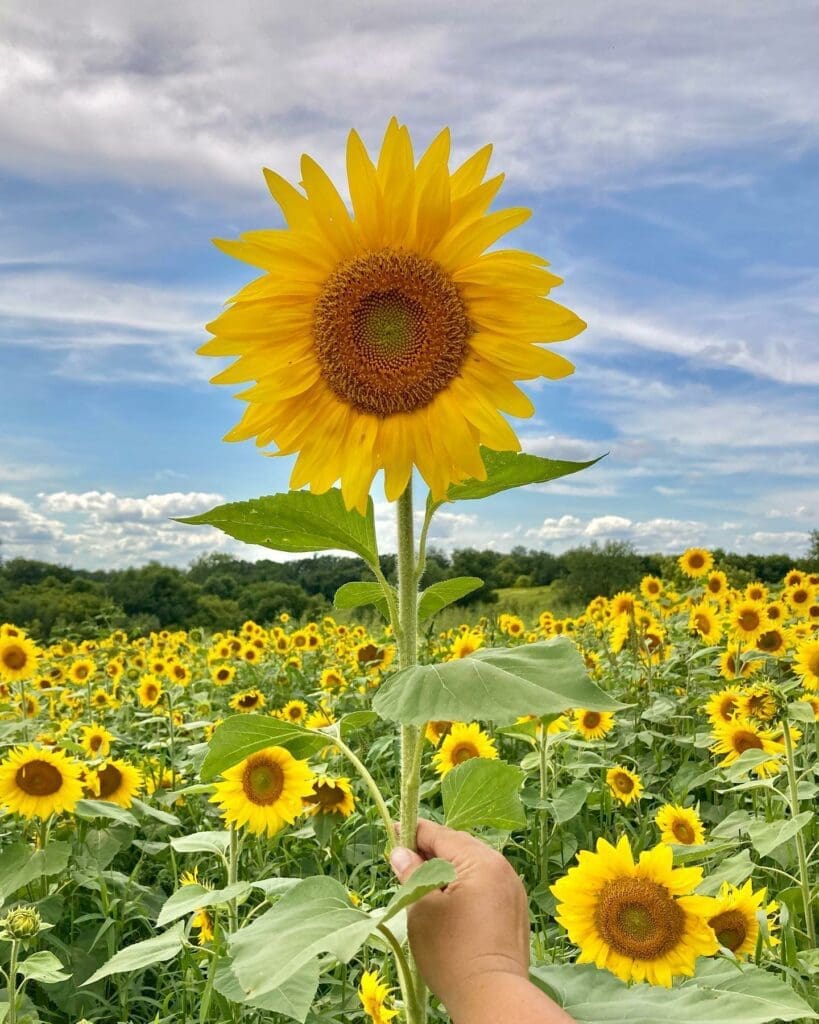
227, 825, 240, 935
414, 497, 439, 586
371, 561, 400, 634
328, 733, 395, 851
782, 719, 816, 946
7, 939, 18, 1024
378, 923, 421, 1021
538, 733, 550, 885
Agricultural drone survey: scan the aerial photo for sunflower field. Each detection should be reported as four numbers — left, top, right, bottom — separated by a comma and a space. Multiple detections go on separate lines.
0, 546, 818, 1023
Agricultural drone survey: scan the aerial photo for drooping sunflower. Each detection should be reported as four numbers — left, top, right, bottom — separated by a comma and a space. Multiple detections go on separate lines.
551, 836, 718, 986
688, 603, 722, 645
0, 633, 40, 681
574, 708, 615, 741
606, 766, 643, 806
199, 119, 585, 513
80, 723, 114, 758
137, 674, 163, 708
678, 548, 713, 579
655, 804, 705, 846
229, 689, 266, 713
711, 716, 785, 777
707, 880, 779, 958
90, 759, 143, 808
358, 969, 398, 1024
0, 745, 84, 819
432, 721, 498, 776
210, 746, 314, 836
303, 775, 356, 817
737, 684, 778, 722
793, 638, 819, 691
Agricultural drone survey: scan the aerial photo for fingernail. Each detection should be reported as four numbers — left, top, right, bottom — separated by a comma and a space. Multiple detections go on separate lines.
390, 846, 413, 876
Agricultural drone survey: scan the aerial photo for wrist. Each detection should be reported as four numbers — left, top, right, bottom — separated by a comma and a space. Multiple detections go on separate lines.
443, 966, 529, 1022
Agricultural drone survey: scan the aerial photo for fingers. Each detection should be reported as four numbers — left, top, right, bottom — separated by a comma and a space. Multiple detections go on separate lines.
415, 818, 483, 861
389, 845, 425, 883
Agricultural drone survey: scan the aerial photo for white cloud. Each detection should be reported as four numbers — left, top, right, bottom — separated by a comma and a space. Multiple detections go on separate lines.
39, 490, 222, 523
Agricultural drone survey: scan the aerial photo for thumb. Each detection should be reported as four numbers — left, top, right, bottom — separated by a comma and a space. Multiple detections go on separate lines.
389, 845, 425, 883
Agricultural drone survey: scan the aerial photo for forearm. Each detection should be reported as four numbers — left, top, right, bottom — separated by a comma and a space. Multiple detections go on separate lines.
446, 971, 575, 1024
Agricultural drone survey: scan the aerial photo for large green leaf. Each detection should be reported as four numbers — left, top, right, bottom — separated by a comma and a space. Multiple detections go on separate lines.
445, 449, 604, 502
170, 830, 231, 856
176, 489, 378, 566
373, 638, 625, 726
745, 810, 813, 858
532, 960, 817, 1023
418, 577, 483, 621
17, 952, 71, 985
443, 759, 526, 831
201, 715, 329, 781
156, 881, 252, 927
83, 924, 185, 985
695, 850, 754, 897
0, 842, 71, 904
213, 955, 320, 1022
333, 581, 390, 618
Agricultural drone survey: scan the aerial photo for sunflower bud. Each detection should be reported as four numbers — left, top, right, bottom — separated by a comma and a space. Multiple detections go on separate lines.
0, 905, 42, 940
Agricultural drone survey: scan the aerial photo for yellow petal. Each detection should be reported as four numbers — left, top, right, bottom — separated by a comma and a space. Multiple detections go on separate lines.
432, 207, 531, 271
262, 168, 313, 231
300, 154, 358, 258
346, 129, 383, 248
450, 143, 493, 198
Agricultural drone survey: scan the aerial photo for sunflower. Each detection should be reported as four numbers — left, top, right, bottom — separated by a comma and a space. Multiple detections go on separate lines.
754, 625, 788, 657
729, 600, 767, 643
737, 684, 777, 722
793, 638, 819, 691
551, 836, 718, 986
210, 746, 314, 836
785, 583, 814, 617
68, 658, 96, 685
358, 969, 398, 1024
783, 569, 804, 588
718, 644, 760, 681
704, 571, 729, 602
711, 716, 785, 777
137, 674, 163, 708
707, 880, 778, 958
229, 689, 266, 713
574, 709, 615, 741
199, 119, 584, 513
355, 642, 395, 673
451, 632, 484, 659
191, 908, 215, 945
280, 699, 309, 724
80, 723, 114, 758
211, 664, 236, 687
424, 720, 453, 746
606, 766, 643, 806
704, 686, 742, 728
655, 804, 705, 846
319, 667, 347, 692
639, 576, 663, 602
89, 759, 143, 808
433, 721, 498, 776
678, 548, 713, 579
306, 704, 336, 730
610, 592, 636, 618
688, 603, 722, 645
745, 582, 768, 603
0, 745, 84, 819
0, 634, 40, 681
303, 775, 356, 817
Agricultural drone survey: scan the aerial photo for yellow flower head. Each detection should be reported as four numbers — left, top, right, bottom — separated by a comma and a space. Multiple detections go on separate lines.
199, 119, 585, 513
210, 746, 314, 836
137, 674, 163, 708
229, 689, 266, 713
432, 721, 497, 776
303, 775, 356, 817
358, 969, 398, 1024
793, 638, 819, 691
80, 723, 114, 758
639, 576, 663, 602
606, 766, 643, 806
0, 634, 40, 682
89, 758, 143, 808
711, 716, 785, 777
678, 548, 713, 579
729, 600, 767, 643
707, 880, 778, 958
704, 686, 743, 728
0, 745, 84, 819
574, 708, 615, 741
279, 699, 309, 724
551, 836, 718, 986
688, 603, 722, 645
450, 632, 484, 659
655, 804, 705, 846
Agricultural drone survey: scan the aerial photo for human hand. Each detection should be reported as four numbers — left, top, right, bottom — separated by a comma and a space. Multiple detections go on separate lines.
389, 819, 530, 1018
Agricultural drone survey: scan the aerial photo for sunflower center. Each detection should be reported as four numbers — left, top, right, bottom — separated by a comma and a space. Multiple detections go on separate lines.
694, 614, 711, 634
237, 694, 258, 708
313, 249, 471, 417
2, 645, 27, 671
689, 554, 705, 569
738, 610, 760, 632
16, 760, 63, 797
596, 877, 685, 959
807, 651, 819, 675
97, 764, 122, 798
450, 743, 479, 765
757, 631, 782, 653
90, 735, 103, 751
583, 712, 601, 729
243, 756, 284, 805
146, 685, 158, 700
75, 666, 89, 680
309, 783, 345, 809
708, 909, 747, 952
672, 820, 695, 844
614, 773, 634, 793
733, 730, 763, 753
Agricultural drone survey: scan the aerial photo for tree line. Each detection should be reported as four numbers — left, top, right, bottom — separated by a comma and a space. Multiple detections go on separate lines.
1, 534, 816, 642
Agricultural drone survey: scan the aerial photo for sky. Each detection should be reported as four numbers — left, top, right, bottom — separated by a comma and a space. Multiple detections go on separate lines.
1, 1, 818, 570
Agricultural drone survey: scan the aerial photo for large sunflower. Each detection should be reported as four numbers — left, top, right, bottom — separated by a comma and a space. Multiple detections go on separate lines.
90, 758, 143, 808
0, 744, 84, 819
211, 746, 314, 836
678, 548, 713, 579
551, 836, 718, 986
707, 880, 778, 958
0, 634, 40, 681
710, 716, 785, 777
793, 638, 819, 691
199, 119, 585, 513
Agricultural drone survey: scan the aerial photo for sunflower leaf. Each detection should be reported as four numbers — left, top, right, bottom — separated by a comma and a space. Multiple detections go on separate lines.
200, 715, 329, 782
417, 577, 483, 621
213, 954, 320, 1021
83, 923, 185, 985
333, 581, 391, 618
372, 638, 626, 726
444, 449, 604, 502
442, 759, 526, 831
156, 881, 252, 927
175, 489, 379, 567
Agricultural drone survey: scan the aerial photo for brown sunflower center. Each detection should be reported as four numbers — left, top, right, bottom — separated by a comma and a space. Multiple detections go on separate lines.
217, 669, 230, 681
613, 773, 634, 794
738, 610, 760, 632
145, 685, 158, 701
708, 579, 722, 593
807, 650, 819, 676
791, 588, 809, 605
237, 694, 259, 708
313, 249, 471, 417
672, 820, 695, 844
75, 666, 89, 680
757, 630, 782, 653
307, 783, 346, 810
89, 735, 103, 751
708, 909, 748, 952
2, 645, 27, 671
16, 759, 63, 797
288, 707, 304, 720
583, 712, 601, 730
97, 763, 123, 798
694, 614, 711, 634
450, 743, 479, 765
688, 553, 705, 569
733, 730, 763, 754
243, 755, 284, 805
595, 877, 685, 959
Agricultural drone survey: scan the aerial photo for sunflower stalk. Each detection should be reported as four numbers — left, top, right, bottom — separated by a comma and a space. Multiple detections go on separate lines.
395, 481, 427, 1024
781, 718, 816, 946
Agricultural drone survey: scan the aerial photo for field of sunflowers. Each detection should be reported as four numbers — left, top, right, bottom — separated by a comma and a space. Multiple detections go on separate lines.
0, 549, 817, 1022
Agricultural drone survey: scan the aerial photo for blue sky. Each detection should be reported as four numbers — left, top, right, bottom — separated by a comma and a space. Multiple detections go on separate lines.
1, 1, 817, 569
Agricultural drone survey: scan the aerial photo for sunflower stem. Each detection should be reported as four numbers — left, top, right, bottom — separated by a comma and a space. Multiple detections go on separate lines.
395, 481, 426, 1024
781, 717, 816, 946
328, 733, 395, 851
227, 825, 240, 934
7, 940, 18, 1024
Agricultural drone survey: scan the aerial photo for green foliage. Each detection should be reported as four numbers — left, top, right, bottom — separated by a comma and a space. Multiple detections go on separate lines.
444, 448, 604, 501
442, 759, 526, 830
